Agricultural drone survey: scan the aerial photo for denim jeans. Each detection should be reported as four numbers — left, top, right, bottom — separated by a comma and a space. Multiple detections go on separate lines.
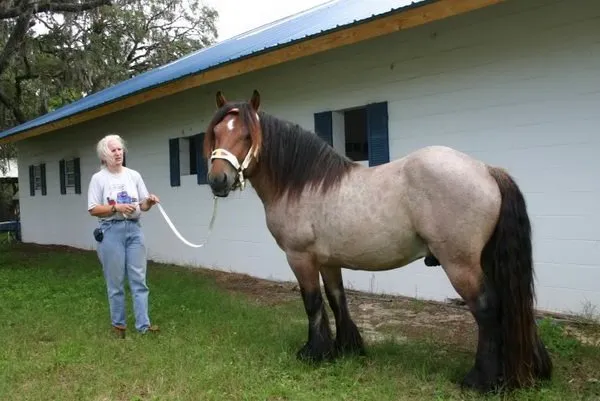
96, 219, 152, 332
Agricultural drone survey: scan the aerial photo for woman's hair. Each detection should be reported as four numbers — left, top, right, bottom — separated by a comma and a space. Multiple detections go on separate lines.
96, 134, 127, 167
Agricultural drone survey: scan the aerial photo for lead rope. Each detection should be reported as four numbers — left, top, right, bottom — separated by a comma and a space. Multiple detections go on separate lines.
155, 196, 218, 248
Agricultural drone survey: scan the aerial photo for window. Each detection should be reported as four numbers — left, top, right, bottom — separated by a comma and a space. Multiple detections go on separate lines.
343, 107, 368, 162
314, 101, 389, 167
59, 158, 81, 195
169, 133, 207, 187
65, 160, 75, 188
33, 165, 42, 190
178, 136, 198, 176
28, 163, 46, 196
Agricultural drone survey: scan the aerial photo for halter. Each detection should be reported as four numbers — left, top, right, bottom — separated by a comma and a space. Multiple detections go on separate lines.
210, 146, 257, 190
210, 108, 260, 191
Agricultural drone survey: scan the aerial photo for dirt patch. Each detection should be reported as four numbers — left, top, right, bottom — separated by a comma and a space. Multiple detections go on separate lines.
347, 294, 478, 349
207, 268, 300, 306
7, 243, 91, 255
204, 268, 479, 349
564, 325, 600, 347
202, 267, 600, 351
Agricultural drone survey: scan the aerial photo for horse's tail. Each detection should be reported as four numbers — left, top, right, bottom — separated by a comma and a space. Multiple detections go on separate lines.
482, 166, 552, 389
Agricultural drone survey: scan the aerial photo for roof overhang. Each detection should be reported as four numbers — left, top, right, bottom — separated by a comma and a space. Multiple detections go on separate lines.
0, 0, 503, 145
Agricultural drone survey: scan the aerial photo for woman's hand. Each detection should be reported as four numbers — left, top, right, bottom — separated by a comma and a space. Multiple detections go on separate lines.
147, 194, 160, 205
116, 203, 137, 214
140, 194, 160, 211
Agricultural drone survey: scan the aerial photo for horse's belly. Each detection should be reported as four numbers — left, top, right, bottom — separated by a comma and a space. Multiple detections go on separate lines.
316, 229, 427, 271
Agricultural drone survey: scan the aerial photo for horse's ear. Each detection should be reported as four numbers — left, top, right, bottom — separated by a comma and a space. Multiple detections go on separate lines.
250, 89, 260, 111
216, 91, 227, 108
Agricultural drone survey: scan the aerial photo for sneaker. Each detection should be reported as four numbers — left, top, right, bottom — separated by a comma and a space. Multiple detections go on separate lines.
141, 325, 160, 334
112, 325, 126, 339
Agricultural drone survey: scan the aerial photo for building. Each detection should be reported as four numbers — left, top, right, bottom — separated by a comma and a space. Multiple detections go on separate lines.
0, 0, 598, 316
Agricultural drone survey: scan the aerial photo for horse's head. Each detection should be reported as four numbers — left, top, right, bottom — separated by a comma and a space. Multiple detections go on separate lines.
204, 90, 263, 197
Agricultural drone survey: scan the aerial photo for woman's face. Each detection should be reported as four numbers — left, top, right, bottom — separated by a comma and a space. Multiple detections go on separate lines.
106, 139, 124, 167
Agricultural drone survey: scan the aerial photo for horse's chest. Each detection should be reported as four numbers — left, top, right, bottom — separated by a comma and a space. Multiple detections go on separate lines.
264, 208, 315, 252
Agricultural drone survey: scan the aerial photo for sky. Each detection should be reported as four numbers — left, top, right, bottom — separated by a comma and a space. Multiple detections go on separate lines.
201, 0, 333, 42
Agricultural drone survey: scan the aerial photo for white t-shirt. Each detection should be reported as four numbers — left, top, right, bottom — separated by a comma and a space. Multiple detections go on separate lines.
87, 167, 149, 221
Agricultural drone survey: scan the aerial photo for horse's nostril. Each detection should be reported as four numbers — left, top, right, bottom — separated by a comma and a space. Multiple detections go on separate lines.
209, 172, 229, 192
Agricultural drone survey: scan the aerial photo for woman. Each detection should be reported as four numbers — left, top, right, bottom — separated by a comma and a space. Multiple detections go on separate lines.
87, 133, 160, 338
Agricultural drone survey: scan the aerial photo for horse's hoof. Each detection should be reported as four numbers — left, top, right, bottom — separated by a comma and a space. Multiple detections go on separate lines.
296, 342, 335, 362
460, 368, 502, 393
335, 323, 366, 357
336, 342, 366, 357
335, 334, 366, 356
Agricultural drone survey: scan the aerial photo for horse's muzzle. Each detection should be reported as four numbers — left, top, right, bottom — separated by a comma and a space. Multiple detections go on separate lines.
208, 171, 234, 197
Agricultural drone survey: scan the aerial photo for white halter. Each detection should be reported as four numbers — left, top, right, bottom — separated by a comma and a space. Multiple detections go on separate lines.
210, 107, 260, 190
210, 146, 257, 190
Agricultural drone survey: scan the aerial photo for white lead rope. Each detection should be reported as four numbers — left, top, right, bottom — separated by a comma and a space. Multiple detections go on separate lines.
155, 197, 219, 248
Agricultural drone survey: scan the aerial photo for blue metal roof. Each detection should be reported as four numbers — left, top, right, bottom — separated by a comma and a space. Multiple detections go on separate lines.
0, 0, 429, 140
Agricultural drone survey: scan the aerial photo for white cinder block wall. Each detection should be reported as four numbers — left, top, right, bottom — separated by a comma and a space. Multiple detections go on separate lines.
17, 0, 600, 315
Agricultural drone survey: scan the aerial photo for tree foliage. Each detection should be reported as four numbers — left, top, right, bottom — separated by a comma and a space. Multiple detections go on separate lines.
0, 0, 219, 173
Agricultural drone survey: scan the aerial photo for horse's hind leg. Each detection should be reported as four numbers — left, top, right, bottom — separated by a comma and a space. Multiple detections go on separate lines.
320, 266, 365, 356
286, 252, 335, 362
463, 274, 504, 392
438, 259, 503, 392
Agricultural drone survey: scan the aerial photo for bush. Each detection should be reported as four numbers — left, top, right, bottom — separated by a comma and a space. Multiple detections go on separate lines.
0, 183, 16, 221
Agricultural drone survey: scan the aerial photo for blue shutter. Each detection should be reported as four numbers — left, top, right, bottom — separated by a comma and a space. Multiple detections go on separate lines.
366, 101, 389, 167
29, 165, 35, 196
169, 138, 180, 187
74, 157, 81, 194
314, 111, 333, 146
195, 133, 207, 185
40, 163, 47, 196
59, 160, 66, 194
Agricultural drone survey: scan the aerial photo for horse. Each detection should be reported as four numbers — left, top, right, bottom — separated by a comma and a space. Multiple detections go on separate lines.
203, 89, 552, 393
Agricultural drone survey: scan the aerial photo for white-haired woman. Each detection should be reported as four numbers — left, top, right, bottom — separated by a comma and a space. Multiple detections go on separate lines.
87, 134, 160, 338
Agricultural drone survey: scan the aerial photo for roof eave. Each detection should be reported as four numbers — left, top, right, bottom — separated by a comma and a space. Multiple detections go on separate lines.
0, 0, 503, 145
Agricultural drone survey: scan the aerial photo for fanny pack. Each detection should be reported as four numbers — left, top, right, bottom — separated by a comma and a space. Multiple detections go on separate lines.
93, 228, 104, 242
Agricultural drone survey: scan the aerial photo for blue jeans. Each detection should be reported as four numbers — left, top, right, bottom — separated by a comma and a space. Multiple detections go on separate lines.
96, 219, 152, 332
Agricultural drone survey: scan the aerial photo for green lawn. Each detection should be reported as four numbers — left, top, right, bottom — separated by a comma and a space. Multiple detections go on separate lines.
0, 241, 599, 401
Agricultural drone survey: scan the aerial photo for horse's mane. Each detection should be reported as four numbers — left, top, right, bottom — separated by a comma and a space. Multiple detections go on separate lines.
205, 102, 357, 202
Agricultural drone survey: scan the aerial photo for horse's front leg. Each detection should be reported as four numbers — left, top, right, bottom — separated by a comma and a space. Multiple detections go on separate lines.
287, 252, 335, 362
320, 266, 365, 356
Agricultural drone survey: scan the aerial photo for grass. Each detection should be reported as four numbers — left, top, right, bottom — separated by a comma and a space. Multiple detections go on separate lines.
1, 241, 599, 401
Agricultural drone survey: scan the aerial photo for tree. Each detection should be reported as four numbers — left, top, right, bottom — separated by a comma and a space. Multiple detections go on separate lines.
0, 0, 218, 172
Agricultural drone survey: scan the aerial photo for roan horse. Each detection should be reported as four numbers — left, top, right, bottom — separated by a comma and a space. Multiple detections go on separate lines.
203, 90, 552, 393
